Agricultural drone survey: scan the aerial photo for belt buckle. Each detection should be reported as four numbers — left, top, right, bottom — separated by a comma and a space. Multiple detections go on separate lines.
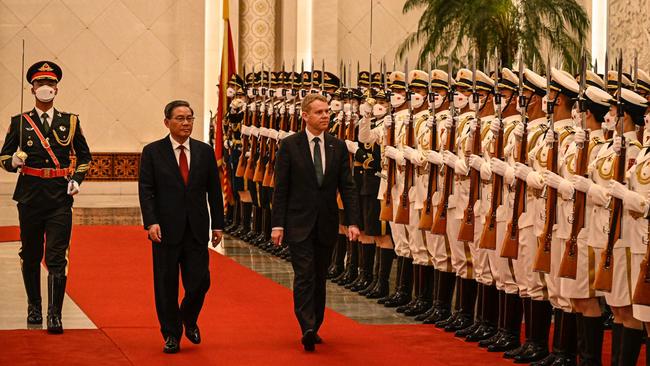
42, 168, 51, 178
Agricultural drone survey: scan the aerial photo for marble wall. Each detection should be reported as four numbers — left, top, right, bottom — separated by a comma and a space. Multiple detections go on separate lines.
609, 0, 650, 70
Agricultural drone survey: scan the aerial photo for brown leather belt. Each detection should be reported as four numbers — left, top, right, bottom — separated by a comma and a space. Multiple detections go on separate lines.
21, 166, 70, 178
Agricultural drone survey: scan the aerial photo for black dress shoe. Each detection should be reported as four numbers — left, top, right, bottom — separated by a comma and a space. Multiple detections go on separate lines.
504, 343, 530, 359
302, 329, 316, 352
487, 331, 520, 352
465, 323, 497, 342
47, 314, 63, 334
455, 321, 481, 338
479, 330, 504, 348
184, 324, 201, 344
514, 342, 549, 363
314, 333, 322, 344
163, 336, 180, 354
528, 352, 556, 366
27, 303, 42, 325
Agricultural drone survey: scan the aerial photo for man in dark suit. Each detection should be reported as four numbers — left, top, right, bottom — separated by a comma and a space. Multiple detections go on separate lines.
271, 93, 360, 352
138, 100, 224, 354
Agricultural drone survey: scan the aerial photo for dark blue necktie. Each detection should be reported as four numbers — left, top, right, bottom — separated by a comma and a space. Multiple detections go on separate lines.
313, 137, 323, 186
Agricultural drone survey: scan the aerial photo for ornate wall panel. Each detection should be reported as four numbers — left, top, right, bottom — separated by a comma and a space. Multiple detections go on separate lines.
240, 0, 275, 69
609, 0, 650, 69
71, 152, 140, 181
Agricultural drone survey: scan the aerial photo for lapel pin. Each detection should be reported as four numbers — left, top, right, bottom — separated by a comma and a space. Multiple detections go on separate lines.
59, 125, 66, 132
27, 140, 33, 147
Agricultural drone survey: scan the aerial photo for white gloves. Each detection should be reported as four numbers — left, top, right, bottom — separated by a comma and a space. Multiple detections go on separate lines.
572, 175, 592, 193
574, 127, 586, 144
468, 118, 478, 133
404, 146, 422, 163
249, 126, 259, 137
258, 127, 269, 138
241, 125, 251, 136
359, 102, 372, 117
278, 130, 287, 140
609, 181, 648, 213
442, 116, 453, 130
425, 150, 443, 165
544, 130, 555, 145
468, 154, 484, 170
543, 171, 574, 198
513, 123, 525, 140
490, 119, 501, 136
11, 152, 25, 168
609, 180, 628, 200
248, 102, 256, 112
613, 136, 622, 154
384, 114, 393, 129
230, 98, 245, 112
513, 162, 532, 181
67, 180, 80, 196
288, 104, 296, 115
267, 128, 279, 141
279, 104, 286, 115
345, 140, 359, 154
442, 150, 458, 168
385, 146, 405, 166
426, 115, 435, 129
490, 158, 508, 176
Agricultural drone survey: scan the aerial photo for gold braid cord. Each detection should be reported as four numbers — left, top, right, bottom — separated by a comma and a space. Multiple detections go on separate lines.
53, 114, 76, 147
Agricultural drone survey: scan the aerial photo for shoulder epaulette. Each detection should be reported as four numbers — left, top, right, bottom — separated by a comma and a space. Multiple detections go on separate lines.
629, 140, 643, 149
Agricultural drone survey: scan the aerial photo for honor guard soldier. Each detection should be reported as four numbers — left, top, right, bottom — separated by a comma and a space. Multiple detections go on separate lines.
0, 61, 92, 333
224, 73, 246, 234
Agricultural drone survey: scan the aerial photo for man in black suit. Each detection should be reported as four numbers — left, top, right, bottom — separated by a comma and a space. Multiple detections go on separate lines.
271, 93, 360, 351
138, 100, 224, 354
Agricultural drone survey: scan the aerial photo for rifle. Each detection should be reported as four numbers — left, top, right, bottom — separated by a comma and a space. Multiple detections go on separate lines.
458, 51, 481, 242
479, 54, 503, 250
264, 63, 288, 187
245, 65, 263, 180
419, 59, 438, 229
394, 59, 413, 225
431, 56, 456, 234
235, 64, 250, 177
253, 67, 272, 182
559, 53, 589, 277
502, 52, 527, 258
533, 56, 557, 273
633, 219, 650, 305
379, 59, 396, 221
594, 50, 625, 291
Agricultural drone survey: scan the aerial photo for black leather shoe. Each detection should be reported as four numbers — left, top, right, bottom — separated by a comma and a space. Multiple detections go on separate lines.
184, 324, 201, 344
479, 330, 504, 348
46, 314, 63, 334
455, 320, 481, 338
465, 323, 497, 342
27, 303, 42, 325
383, 292, 411, 308
163, 336, 180, 354
444, 313, 473, 332
504, 342, 530, 359
314, 333, 322, 344
528, 352, 556, 366
514, 343, 549, 363
487, 331, 520, 352
423, 307, 450, 324
302, 329, 316, 352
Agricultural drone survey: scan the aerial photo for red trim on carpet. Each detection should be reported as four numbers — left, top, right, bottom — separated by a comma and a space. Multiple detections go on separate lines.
0, 226, 20, 242
1, 226, 645, 365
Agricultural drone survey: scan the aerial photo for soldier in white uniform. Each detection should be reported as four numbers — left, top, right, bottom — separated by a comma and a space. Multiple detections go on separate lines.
575, 88, 647, 366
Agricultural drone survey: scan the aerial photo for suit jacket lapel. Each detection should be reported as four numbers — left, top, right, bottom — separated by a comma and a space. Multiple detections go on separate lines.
160, 135, 184, 186
297, 131, 318, 185
188, 138, 199, 184
323, 133, 336, 185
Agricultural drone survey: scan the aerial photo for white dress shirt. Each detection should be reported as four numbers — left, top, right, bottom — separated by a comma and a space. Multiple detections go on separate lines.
35, 107, 54, 128
169, 135, 191, 167
305, 128, 326, 174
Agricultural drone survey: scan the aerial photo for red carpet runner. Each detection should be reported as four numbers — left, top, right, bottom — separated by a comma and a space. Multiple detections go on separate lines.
1, 226, 638, 365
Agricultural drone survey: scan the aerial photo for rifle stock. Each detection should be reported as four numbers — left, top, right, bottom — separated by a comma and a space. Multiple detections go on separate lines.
380, 116, 396, 221
419, 119, 438, 229
244, 105, 260, 180
533, 130, 558, 273
458, 119, 481, 242
431, 115, 455, 234
253, 105, 270, 182
235, 107, 250, 177
395, 114, 413, 225
479, 121, 504, 250
633, 221, 650, 305
501, 117, 528, 258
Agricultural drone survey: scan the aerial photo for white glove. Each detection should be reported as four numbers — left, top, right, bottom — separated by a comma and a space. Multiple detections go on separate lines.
513, 123, 525, 140
490, 119, 501, 135
385, 146, 405, 165
288, 104, 296, 115
241, 125, 251, 136
278, 130, 287, 140
267, 104, 273, 116
425, 150, 443, 165
258, 127, 269, 137
259, 102, 266, 113
230, 98, 245, 112
609, 180, 628, 200
245, 151, 251, 158
403, 146, 417, 162
426, 115, 435, 129
574, 127, 586, 144
543, 171, 564, 189
345, 140, 359, 154
286, 130, 295, 137
454, 159, 469, 175
491, 158, 509, 177
359, 102, 372, 117
544, 130, 555, 145
468, 118, 478, 132
279, 104, 286, 115
67, 180, 80, 196
442, 150, 458, 168
11, 152, 25, 168
384, 114, 393, 129
249, 126, 259, 137
343, 103, 352, 114
513, 162, 532, 181
248, 102, 256, 112
609, 181, 648, 213
442, 116, 453, 130
469, 154, 484, 170
268, 128, 279, 141
572, 175, 593, 193
543, 171, 575, 198
613, 136, 622, 154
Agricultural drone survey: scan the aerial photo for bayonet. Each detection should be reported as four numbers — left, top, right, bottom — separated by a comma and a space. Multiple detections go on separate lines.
321, 59, 325, 95
310, 59, 315, 93
634, 50, 639, 92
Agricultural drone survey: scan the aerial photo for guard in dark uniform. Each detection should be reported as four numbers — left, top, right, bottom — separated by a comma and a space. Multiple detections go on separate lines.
223, 73, 246, 234
0, 61, 92, 334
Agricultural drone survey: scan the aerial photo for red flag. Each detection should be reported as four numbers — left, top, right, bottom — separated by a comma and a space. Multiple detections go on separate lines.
215, 0, 235, 205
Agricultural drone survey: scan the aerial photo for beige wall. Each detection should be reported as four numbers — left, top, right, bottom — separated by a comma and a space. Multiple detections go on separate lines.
609, 0, 650, 70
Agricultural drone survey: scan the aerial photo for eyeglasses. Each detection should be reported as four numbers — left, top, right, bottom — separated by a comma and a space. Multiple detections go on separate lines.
171, 116, 195, 122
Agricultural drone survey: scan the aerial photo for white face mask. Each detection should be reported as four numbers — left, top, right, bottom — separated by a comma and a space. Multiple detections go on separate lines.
325, 93, 332, 103
453, 92, 469, 109
390, 93, 405, 108
286, 90, 295, 101
541, 95, 553, 114
275, 87, 284, 98
469, 96, 485, 112
603, 112, 617, 130
343, 103, 352, 114
330, 100, 343, 112
35, 85, 56, 103
430, 94, 444, 110
373, 104, 387, 118
410, 93, 425, 109
247, 89, 254, 98
493, 96, 508, 112
226, 87, 236, 98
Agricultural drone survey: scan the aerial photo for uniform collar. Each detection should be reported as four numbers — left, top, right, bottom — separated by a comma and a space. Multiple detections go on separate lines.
35, 106, 54, 122
528, 117, 547, 130
169, 135, 190, 151
553, 118, 573, 130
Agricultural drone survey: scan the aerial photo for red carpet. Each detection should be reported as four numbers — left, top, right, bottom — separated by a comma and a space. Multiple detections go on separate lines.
0, 226, 20, 242
1, 226, 643, 365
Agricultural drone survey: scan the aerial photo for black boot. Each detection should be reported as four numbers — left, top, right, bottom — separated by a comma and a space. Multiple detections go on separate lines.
550, 311, 577, 366
253, 208, 269, 246
528, 308, 563, 366
22, 267, 42, 325
397, 264, 420, 313
224, 203, 235, 230
384, 257, 413, 308
436, 276, 462, 328
46, 274, 66, 334
415, 269, 439, 321
242, 206, 260, 242
610, 323, 623, 366
332, 239, 352, 284
456, 282, 483, 338
445, 278, 476, 332
480, 290, 506, 348
351, 244, 376, 292
338, 241, 360, 286
576, 315, 603, 366
359, 247, 380, 295
404, 265, 434, 316
224, 201, 239, 233
616, 326, 643, 366
232, 202, 252, 238
505, 297, 531, 358
368, 248, 395, 299
327, 235, 348, 279
488, 293, 522, 352
515, 300, 552, 363
424, 271, 454, 324
378, 254, 402, 304
466, 283, 499, 342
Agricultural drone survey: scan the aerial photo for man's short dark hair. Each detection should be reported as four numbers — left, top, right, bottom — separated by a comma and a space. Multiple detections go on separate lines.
164, 100, 194, 119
